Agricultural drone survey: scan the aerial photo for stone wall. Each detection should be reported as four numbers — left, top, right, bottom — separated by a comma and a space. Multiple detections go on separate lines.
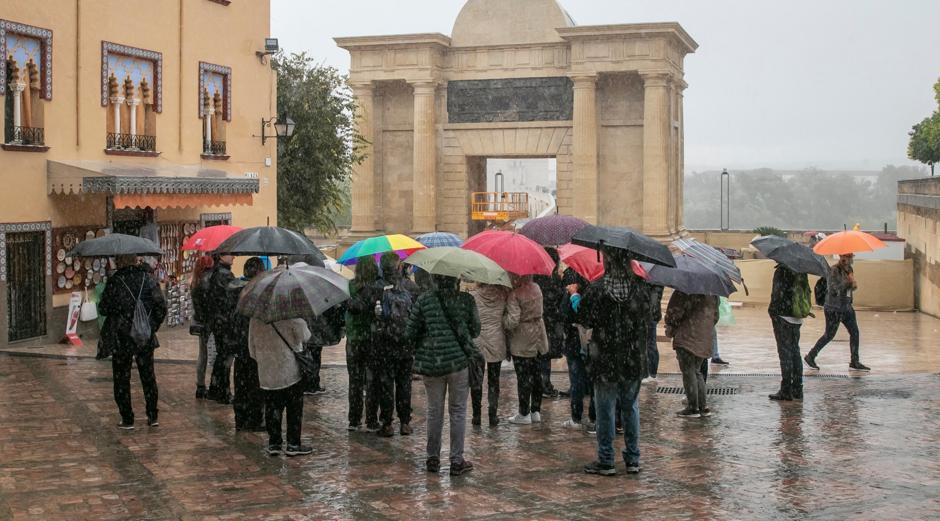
897, 178, 940, 318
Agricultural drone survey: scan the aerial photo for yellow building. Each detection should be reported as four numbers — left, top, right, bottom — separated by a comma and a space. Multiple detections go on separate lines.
0, 0, 278, 346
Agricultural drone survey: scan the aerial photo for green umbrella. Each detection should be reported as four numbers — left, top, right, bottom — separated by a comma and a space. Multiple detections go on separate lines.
403, 247, 511, 287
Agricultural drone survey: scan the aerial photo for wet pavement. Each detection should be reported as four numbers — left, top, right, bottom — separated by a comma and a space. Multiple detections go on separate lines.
1, 351, 939, 520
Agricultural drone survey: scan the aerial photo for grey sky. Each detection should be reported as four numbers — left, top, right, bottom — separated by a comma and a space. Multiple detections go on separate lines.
271, 0, 940, 172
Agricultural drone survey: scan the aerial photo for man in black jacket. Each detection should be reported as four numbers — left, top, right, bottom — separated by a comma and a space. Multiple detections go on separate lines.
207, 254, 236, 403
231, 257, 266, 431
768, 264, 808, 401
99, 255, 168, 429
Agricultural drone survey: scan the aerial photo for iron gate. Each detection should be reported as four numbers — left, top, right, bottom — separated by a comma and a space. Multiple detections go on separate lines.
6, 231, 47, 341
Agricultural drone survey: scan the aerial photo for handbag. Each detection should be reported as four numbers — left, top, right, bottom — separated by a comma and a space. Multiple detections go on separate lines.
80, 289, 98, 322
272, 323, 317, 384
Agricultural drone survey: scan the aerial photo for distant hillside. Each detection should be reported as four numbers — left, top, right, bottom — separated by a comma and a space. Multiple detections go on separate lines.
684, 165, 929, 231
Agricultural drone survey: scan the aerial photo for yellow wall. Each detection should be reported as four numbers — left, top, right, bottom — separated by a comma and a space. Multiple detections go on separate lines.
731, 259, 914, 311
897, 192, 939, 318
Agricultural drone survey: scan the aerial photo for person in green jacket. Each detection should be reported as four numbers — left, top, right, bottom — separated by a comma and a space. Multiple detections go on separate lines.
345, 259, 381, 432
406, 274, 481, 476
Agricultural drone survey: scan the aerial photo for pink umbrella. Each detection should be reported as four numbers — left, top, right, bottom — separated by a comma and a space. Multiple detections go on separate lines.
558, 244, 650, 282
462, 231, 555, 276
181, 225, 243, 252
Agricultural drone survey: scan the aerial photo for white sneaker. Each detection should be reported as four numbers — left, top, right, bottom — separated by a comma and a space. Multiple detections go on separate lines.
509, 413, 532, 425
531, 412, 542, 423
642, 376, 657, 384
562, 419, 581, 429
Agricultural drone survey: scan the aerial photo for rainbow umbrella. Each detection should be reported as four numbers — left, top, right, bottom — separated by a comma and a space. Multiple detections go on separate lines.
338, 234, 426, 265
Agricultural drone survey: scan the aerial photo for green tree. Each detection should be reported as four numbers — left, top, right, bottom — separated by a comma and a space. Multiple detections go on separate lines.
274, 52, 365, 233
907, 78, 940, 177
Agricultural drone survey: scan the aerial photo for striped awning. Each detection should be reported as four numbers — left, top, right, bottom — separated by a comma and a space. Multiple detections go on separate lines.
47, 160, 259, 197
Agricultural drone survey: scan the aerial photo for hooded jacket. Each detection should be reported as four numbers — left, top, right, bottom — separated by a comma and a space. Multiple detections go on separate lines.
503, 280, 549, 359
664, 291, 719, 359
471, 284, 509, 363
769, 265, 807, 318
406, 283, 481, 377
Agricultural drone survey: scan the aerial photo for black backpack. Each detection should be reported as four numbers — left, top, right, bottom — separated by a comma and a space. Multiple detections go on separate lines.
371, 283, 413, 342
814, 277, 828, 307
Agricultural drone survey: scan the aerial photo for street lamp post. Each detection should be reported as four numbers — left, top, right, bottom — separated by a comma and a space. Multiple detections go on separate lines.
720, 168, 731, 231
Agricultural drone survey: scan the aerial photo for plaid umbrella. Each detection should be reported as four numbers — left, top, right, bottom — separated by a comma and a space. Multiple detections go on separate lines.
416, 232, 464, 248
672, 237, 745, 284
237, 264, 350, 323
519, 215, 590, 246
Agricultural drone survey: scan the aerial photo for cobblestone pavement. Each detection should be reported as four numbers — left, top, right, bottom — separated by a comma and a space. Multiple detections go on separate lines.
1, 353, 938, 520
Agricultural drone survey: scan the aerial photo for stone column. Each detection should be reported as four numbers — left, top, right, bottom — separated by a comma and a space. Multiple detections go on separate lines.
127, 97, 141, 139
110, 96, 125, 137
350, 82, 377, 233
676, 80, 687, 233
9, 81, 26, 142
641, 73, 672, 237
411, 81, 438, 234
204, 107, 214, 153
570, 74, 599, 225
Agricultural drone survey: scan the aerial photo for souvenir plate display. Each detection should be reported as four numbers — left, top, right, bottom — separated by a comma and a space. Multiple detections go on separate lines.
52, 226, 111, 294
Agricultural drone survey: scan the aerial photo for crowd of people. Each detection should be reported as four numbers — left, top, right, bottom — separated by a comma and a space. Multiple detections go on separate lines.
96, 242, 869, 477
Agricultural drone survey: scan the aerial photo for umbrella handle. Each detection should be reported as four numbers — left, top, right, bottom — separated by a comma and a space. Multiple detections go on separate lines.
597, 240, 604, 263
743, 280, 750, 297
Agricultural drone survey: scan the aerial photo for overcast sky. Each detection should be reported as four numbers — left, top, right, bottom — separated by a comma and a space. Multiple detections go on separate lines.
272, 0, 940, 172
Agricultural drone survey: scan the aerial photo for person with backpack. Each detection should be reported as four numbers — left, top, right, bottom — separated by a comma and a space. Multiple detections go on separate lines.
504, 274, 549, 425
406, 274, 480, 476
99, 255, 168, 429
190, 255, 214, 399
768, 263, 813, 401
469, 282, 509, 427
533, 248, 566, 398
560, 268, 596, 431
230, 257, 267, 432
345, 259, 382, 432
805, 254, 869, 371
206, 254, 237, 404
371, 252, 417, 437
575, 250, 652, 476
664, 291, 719, 418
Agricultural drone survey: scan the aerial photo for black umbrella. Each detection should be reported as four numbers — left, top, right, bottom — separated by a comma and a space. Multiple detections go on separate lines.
571, 225, 676, 268
640, 255, 737, 297
751, 236, 830, 277
213, 226, 327, 258
68, 233, 162, 257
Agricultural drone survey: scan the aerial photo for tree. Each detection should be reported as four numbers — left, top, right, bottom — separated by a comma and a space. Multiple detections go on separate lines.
907, 78, 940, 177
274, 53, 365, 233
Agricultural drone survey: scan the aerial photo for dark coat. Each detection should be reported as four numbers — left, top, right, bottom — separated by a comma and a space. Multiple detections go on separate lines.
769, 265, 806, 318
227, 278, 252, 358
207, 264, 236, 352
576, 275, 651, 382
99, 265, 167, 354
561, 267, 588, 356
534, 273, 567, 358
406, 288, 480, 377
191, 272, 213, 325
650, 285, 665, 323
664, 291, 719, 359
344, 281, 382, 352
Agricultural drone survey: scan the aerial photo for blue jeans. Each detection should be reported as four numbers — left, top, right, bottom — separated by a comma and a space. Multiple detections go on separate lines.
565, 353, 595, 423
594, 379, 641, 466
647, 320, 660, 377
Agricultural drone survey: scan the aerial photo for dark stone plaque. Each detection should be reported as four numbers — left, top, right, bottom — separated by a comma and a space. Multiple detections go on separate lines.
447, 77, 573, 124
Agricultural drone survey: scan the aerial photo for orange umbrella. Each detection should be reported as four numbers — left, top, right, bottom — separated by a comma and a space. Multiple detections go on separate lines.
813, 226, 886, 255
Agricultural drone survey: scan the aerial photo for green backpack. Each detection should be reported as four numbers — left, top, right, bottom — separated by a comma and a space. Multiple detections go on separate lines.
791, 274, 813, 319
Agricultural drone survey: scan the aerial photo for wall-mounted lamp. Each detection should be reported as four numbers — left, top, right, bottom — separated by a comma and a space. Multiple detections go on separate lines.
260, 116, 295, 146
256, 38, 279, 64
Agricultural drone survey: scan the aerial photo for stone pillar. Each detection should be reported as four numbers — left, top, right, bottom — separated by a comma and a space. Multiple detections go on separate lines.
110, 96, 125, 139
570, 74, 599, 225
127, 97, 141, 139
641, 73, 672, 237
204, 107, 214, 153
411, 81, 438, 234
676, 80, 687, 233
9, 81, 26, 142
350, 82, 377, 233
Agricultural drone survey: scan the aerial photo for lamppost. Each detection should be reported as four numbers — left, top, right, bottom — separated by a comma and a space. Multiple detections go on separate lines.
720, 168, 731, 231
260, 115, 295, 145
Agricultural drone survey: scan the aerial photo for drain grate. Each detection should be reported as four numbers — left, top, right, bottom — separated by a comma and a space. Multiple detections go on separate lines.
711, 372, 849, 379
656, 386, 739, 396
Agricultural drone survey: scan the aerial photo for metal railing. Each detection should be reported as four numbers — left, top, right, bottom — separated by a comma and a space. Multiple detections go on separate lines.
204, 140, 227, 156
471, 192, 530, 222
106, 133, 156, 152
6, 126, 45, 146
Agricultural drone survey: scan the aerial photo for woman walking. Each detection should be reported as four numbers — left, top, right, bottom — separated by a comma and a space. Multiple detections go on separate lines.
406, 274, 480, 476
469, 283, 509, 427
664, 290, 719, 418
504, 274, 549, 425
345, 259, 381, 431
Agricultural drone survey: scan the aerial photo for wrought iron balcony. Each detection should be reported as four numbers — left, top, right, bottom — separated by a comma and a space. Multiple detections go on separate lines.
106, 133, 156, 152
204, 140, 227, 156
6, 126, 45, 146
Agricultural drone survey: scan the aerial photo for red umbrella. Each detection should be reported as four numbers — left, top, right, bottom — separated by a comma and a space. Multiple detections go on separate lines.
558, 244, 604, 281
182, 225, 243, 252
462, 231, 555, 276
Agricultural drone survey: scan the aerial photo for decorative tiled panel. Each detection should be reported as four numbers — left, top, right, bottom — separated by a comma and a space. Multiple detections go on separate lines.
101, 41, 163, 113
199, 62, 233, 121
0, 19, 53, 99
0, 222, 52, 282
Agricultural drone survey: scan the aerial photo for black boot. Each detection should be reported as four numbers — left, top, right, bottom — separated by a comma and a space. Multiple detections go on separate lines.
472, 405, 482, 426
488, 409, 499, 427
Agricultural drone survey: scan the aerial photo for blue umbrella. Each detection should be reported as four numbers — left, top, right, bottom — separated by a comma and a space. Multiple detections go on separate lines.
416, 232, 463, 248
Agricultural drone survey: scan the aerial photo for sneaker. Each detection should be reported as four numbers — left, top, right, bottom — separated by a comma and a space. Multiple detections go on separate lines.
642, 376, 657, 384
562, 419, 582, 429
583, 461, 617, 476
768, 392, 792, 401
266, 444, 282, 456
147, 418, 159, 427
195, 386, 207, 399
559, 389, 571, 397
849, 362, 871, 371
426, 457, 441, 473
400, 423, 413, 436
584, 422, 597, 434
509, 413, 532, 425
531, 412, 542, 423
711, 358, 730, 365
347, 423, 360, 432
699, 408, 712, 417
284, 444, 313, 456
365, 422, 380, 433
616, 426, 624, 434
377, 425, 395, 438
449, 459, 474, 476
804, 355, 820, 370
676, 408, 700, 418
624, 463, 641, 474
542, 389, 560, 399
117, 421, 134, 430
